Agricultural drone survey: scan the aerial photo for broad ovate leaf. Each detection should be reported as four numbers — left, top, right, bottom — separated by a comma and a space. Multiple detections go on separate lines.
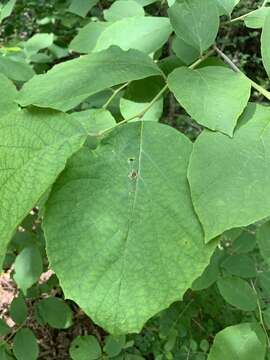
93, 17, 172, 54
69, 22, 110, 54
188, 104, 270, 242
168, 66, 251, 136
0, 74, 19, 117
44, 122, 215, 334
104, 0, 144, 22
17, 47, 162, 111
262, 11, 270, 78
168, 0, 219, 55
0, 109, 87, 267
215, 0, 240, 17
208, 323, 266, 360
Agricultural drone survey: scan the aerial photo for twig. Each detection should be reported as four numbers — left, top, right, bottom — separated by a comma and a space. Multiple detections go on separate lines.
103, 82, 129, 109
230, 0, 268, 23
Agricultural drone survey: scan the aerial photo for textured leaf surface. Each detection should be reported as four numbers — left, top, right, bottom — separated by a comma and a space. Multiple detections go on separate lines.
262, 11, 270, 78
208, 323, 266, 360
93, 17, 172, 54
168, 0, 219, 54
44, 122, 215, 334
104, 0, 144, 21
188, 104, 270, 242
217, 276, 257, 311
168, 66, 251, 135
0, 109, 87, 267
0, 74, 18, 117
17, 47, 162, 111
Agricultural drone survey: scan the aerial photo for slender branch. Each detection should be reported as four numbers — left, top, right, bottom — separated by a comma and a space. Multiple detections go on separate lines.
214, 46, 270, 101
103, 82, 129, 109
251, 281, 270, 349
262, 0, 268, 7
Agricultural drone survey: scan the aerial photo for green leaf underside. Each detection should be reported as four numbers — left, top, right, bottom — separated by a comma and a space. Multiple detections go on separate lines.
188, 103, 270, 242
168, 66, 251, 136
44, 121, 215, 334
261, 12, 270, 79
17, 47, 162, 111
93, 17, 172, 54
168, 0, 219, 55
0, 74, 19, 117
207, 323, 266, 360
0, 109, 87, 267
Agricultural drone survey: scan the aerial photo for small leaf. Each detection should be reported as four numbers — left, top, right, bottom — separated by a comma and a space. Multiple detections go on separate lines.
17, 47, 162, 111
0, 343, 14, 360
35, 297, 73, 329
69, 335, 101, 360
0, 56, 34, 82
168, 66, 251, 136
221, 254, 257, 278
0, 319, 11, 337
188, 104, 270, 242
257, 221, 270, 265
172, 36, 199, 65
215, 0, 240, 17
208, 323, 266, 360
13, 328, 39, 360
104, 335, 126, 357
0, 0, 16, 23
71, 108, 116, 134
168, 0, 219, 54
217, 276, 257, 311
68, 0, 98, 17
104, 0, 144, 22
262, 11, 270, 78
24, 33, 54, 58
10, 292, 28, 324
13, 246, 43, 294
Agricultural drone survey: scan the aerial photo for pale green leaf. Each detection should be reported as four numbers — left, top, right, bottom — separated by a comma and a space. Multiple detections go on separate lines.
215, 0, 240, 16
13, 329, 39, 360
24, 33, 54, 58
245, 7, 270, 28
104, 0, 144, 22
17, 47, 162, 111
168, 66, 251, 136
120, 97, 163, 122
257, 221, 270, 265
0, 74, 18, 117
134, 0, 157, 5
0, 109, 87, 267
44, 122, 215, 334
0, 56, 34, 82
71, 108, 116, 134
262, 11, 270, 78
168, 0, 219, 55
188, 104, 270, 242
93, 17, 172, 55
217, 276, 257, 311
68, 0, 98, 17
69, 22, 110, 54
13, 245, 43, 294
0, 0, 16, 23
172, 36, 199, 65
70, 336, 101, 360
208, 323, 266, 360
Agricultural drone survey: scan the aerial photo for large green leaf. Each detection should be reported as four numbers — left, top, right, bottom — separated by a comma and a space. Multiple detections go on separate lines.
17, 47, 162, 111
0, 109, 87, 267
168, 66, 251, 136
168, 0, 219, 55
0, 74, 19, 117
215, 0, 240, 16
262, 11, 270, 78
93, 17, 172, 54
208, 323, 266, 360
44, 122, 215, 334
104, 0, 144, 22
188, 103, 270, 242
